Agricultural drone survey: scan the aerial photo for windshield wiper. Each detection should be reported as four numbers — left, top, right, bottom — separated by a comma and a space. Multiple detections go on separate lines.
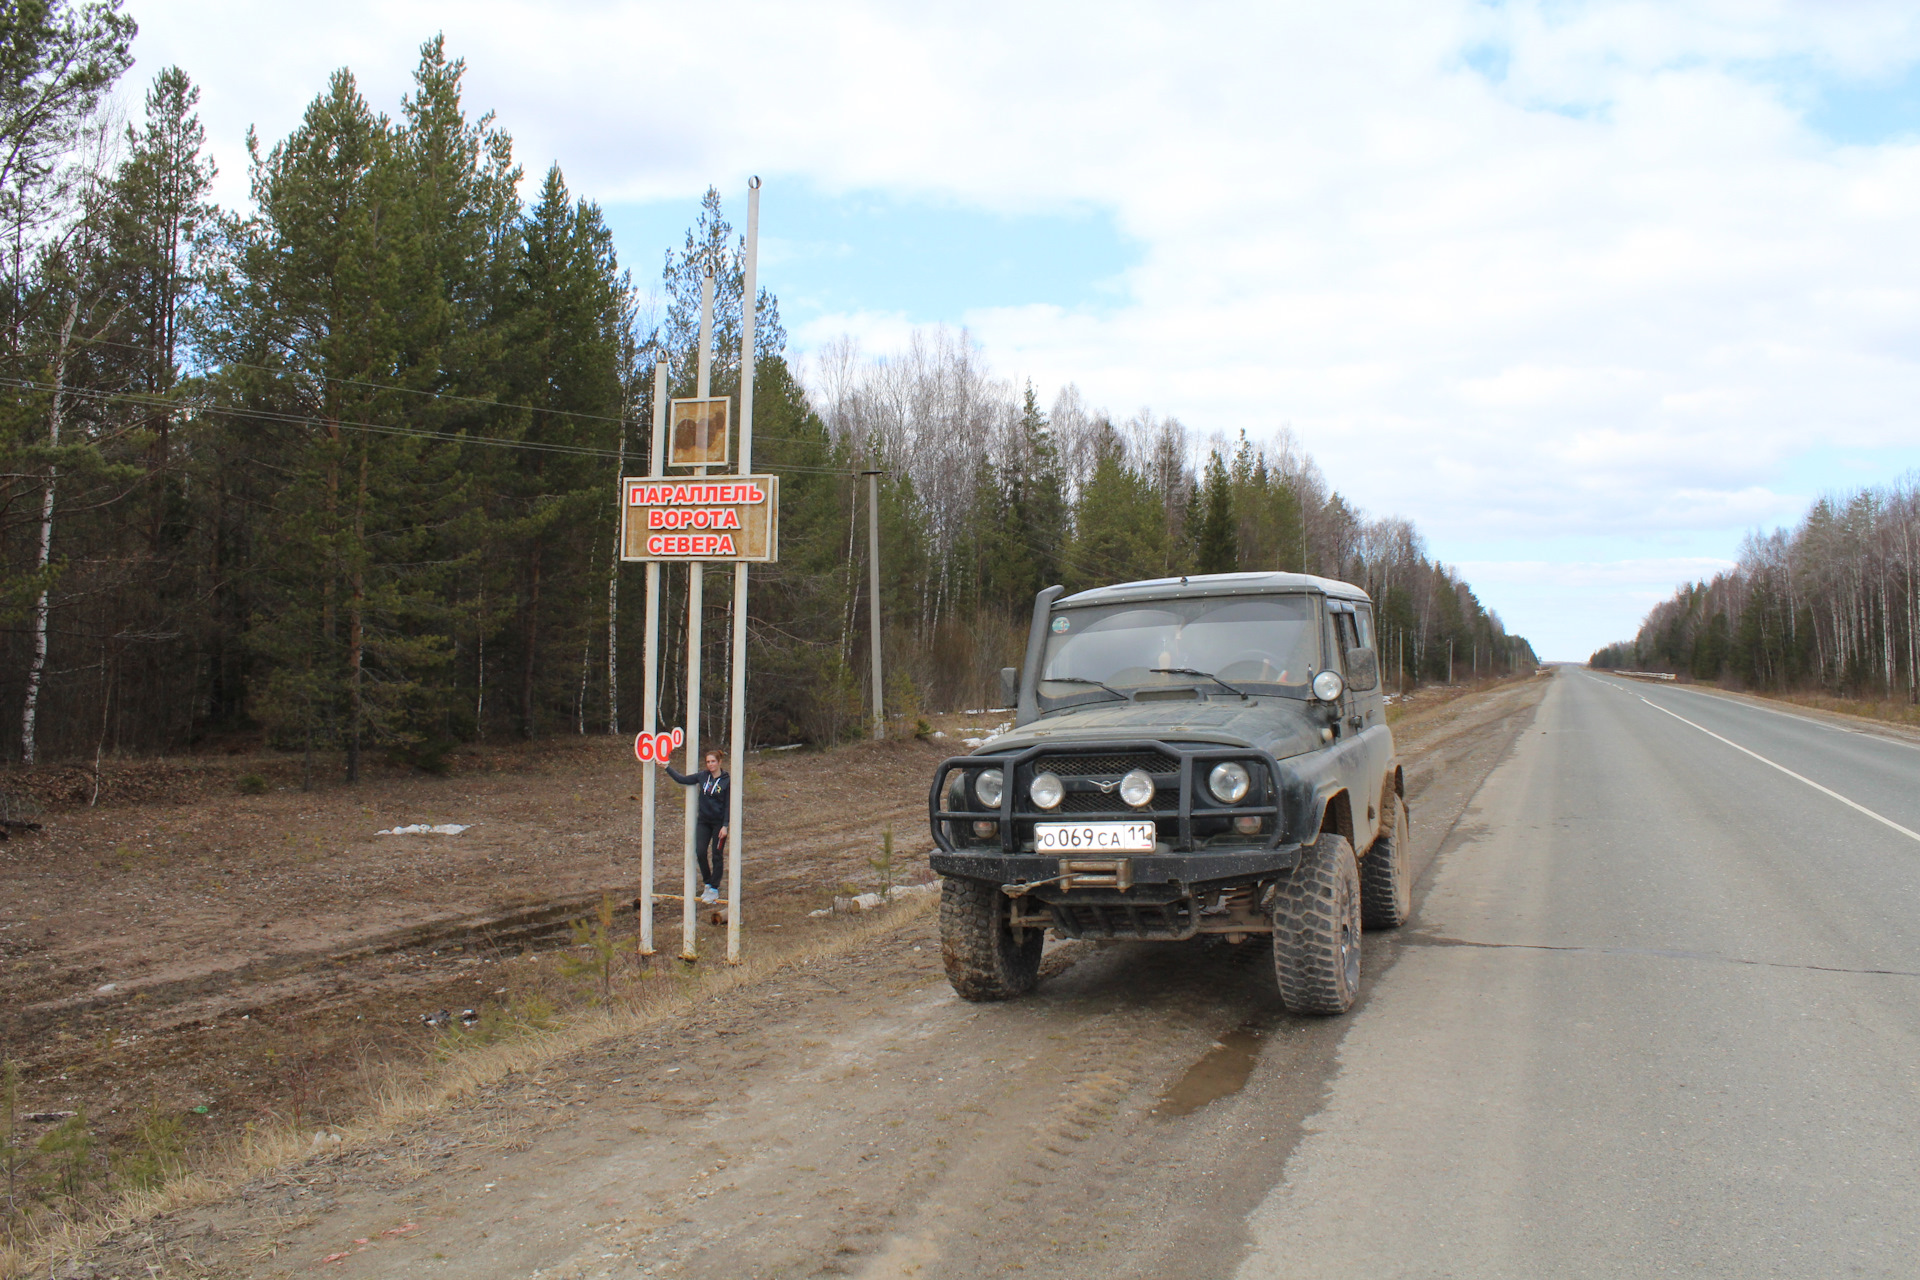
1150, 667, 1247, 698
1042, 676, 1129, 702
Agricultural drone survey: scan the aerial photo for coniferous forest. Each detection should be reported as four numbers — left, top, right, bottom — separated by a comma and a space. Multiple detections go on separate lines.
2, 9, 1534, 777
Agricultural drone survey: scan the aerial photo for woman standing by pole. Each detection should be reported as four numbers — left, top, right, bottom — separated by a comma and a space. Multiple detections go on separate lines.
663, 748, 729, 904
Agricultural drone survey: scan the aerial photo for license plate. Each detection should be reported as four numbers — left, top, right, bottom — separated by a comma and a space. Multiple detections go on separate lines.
1034, 822, 1157, 853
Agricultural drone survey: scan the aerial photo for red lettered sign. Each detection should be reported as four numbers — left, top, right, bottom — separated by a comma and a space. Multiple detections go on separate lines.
619, 475, 779, 563
634, 727, 686, 763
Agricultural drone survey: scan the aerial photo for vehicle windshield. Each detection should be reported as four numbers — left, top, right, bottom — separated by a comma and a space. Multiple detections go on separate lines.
1038, 595, 1322, 707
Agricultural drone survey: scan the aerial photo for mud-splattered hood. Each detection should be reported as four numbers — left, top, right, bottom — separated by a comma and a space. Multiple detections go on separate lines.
976, 697, 1324, 762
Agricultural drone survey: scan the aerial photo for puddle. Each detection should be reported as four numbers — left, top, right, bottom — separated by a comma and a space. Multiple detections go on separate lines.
1152, 1018, 1273, 1118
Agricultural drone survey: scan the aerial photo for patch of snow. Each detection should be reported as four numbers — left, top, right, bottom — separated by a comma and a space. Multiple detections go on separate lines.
376, 823, 470, 836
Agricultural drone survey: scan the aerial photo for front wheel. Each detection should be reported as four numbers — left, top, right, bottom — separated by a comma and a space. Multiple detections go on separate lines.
939, 877, 1043, 1002
1271, 832, 1362, 1015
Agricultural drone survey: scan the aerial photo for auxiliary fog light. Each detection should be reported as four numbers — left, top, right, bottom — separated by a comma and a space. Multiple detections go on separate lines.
1209, 761, 1252, 803
1233, 815, 1263, 836
1119, 769, 1155, 808
973, 821, 999, 838
974, 768, 1004, 808
1029, 772, 1064, 810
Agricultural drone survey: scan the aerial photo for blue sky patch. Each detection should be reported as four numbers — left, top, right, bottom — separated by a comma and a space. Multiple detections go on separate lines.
1804, 60, 1920, 145
602, 184, 1140, 340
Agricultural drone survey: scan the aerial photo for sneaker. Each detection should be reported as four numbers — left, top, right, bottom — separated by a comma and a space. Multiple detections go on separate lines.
701, 885, 719, 904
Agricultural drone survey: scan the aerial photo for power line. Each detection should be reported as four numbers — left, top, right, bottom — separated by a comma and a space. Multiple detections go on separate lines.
0, 376, 859, 476
72, 333, 773, 434
75, 334, 640, 428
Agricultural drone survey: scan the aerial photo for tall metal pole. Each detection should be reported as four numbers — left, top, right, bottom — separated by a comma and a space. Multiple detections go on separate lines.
726, 177, 759, 964
682, 267, 714, 961
864, 468, 884, 739
638, 358, 667, 956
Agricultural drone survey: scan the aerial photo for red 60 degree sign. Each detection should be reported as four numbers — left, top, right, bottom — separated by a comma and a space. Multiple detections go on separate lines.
634, 727, 686, 764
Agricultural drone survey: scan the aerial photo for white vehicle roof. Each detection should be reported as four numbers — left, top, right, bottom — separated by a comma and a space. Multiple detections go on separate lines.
1056, 571, 1372, 607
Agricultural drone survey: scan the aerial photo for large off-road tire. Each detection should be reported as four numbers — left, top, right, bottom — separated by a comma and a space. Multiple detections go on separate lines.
1360, 795, 1412, 930
940, 876, 1044, 1002
1271, 832, 1362, 1015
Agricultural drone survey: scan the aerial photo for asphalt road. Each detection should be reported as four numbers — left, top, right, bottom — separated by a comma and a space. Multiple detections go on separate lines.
1238, 670, 1920, 1278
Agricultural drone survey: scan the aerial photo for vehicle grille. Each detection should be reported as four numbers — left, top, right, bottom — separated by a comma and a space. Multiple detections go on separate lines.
1058, 791, 1158, 815
1034, 751, 1178, 777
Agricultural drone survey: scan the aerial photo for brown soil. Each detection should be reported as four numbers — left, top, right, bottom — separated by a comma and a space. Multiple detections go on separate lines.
0, 729, 968, 1175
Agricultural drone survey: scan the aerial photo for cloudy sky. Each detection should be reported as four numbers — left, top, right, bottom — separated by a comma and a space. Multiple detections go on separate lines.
126, 0, 1920, 659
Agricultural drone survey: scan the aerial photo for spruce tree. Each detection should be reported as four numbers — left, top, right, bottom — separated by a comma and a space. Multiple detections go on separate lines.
1192, 448, 1237, 574
1069, 453, 1169, 590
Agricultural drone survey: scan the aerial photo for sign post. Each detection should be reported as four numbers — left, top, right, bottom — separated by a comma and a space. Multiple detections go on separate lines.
681, 267, 714, 961
637, 358, 668, 956
726, 176, 761, 964
622, 186, 772, 967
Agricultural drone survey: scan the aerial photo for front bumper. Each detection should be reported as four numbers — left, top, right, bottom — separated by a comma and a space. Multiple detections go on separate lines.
928, 846, 1301, 898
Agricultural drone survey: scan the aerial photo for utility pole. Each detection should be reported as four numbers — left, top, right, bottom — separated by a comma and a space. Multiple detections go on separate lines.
1448, 639, 1454, 686
862, 468, 884, 739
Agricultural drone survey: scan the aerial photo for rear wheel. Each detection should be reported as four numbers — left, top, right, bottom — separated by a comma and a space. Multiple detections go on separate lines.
940, 877, 1043, 1002
1360, 795, 1412, 929
1271, 832, 1361, 1015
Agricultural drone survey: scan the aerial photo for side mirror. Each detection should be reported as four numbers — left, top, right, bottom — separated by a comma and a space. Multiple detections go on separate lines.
1000, 667, 1019, 709
1345, 647, 1379, 692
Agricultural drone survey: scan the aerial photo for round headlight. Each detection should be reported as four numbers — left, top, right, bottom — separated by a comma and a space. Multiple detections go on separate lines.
1209, 761, 1251, 803
974, 768, 1004, 808
1119, 769, 1155, 808
1312, 669, 1345, 702
1029, 772, 1064, 809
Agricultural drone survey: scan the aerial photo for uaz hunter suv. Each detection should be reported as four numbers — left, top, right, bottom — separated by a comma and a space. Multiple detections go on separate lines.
928, 572, 1408, 1015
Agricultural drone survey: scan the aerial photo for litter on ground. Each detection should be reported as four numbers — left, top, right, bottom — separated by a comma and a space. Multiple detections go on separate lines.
818, 882, 940, 915
376, 823, 470, 835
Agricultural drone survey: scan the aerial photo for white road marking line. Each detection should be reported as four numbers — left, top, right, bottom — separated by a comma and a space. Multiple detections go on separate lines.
1640, 697, 1920, 845
1603, 673, 1920, 751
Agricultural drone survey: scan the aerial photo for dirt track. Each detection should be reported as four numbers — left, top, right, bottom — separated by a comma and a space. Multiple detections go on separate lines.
0, 729, 969, 1166
44, 676, 1548, 1279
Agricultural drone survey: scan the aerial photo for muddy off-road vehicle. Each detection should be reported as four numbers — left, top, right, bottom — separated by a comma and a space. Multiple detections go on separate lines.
928, 572, 1408, 1015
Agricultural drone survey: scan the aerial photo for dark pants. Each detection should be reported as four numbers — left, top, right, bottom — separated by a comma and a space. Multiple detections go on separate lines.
695, 820, 727, 889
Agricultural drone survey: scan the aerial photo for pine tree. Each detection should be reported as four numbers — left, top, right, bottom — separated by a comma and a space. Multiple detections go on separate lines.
226, 68, 464, 781
485, 165, 625, 738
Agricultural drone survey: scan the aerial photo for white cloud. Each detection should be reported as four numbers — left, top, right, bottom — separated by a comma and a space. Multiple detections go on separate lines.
124, 0, 1920, 654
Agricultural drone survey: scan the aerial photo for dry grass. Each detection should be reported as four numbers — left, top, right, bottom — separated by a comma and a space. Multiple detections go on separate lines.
2, 893, 939, 1280
1385, 670, 1545, 727
1750, 689, 1920, 730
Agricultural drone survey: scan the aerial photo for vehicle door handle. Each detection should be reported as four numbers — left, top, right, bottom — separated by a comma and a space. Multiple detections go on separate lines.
1348, 715, 1364, 731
